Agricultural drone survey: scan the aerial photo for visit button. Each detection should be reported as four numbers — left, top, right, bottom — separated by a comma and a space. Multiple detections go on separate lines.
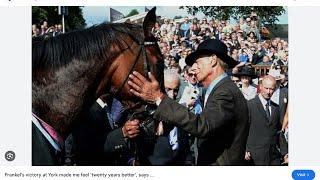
292, 170, 315, 180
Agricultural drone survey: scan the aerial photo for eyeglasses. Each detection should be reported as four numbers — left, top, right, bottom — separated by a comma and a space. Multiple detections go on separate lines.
188, 73, 196, 77
233, 80, 240, 83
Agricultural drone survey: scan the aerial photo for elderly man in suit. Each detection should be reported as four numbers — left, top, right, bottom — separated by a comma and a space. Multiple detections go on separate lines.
147, 68, 190, 165
128, 39, 249, 165
245, 75, 285, 165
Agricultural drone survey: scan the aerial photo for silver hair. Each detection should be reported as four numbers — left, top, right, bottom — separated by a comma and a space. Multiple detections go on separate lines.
164, 68, 180, 83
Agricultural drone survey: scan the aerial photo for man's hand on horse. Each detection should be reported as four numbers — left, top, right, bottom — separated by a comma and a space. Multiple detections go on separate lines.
128, 71, 164, 104
122, 119, 140, 139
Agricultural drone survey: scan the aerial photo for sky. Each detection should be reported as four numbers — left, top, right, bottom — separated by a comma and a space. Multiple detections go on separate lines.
82, 6, 288, 27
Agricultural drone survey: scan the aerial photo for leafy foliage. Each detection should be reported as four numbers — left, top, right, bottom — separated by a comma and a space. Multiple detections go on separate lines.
174, 16, 183, 19
125, 9, 139, 18
179, 6, 286, 26
32, 6, 86, 31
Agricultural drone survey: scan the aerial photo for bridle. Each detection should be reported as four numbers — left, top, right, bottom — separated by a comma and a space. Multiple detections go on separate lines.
107, 34, 161, 165
113, 40, 156, 99
107, 32, 161, 123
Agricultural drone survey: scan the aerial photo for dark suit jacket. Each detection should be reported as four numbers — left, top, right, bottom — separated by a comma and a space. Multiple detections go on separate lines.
154, 76, 249, 165
72, 101, 116, 165
246, 96, 282, 165
32, 123, 60, 165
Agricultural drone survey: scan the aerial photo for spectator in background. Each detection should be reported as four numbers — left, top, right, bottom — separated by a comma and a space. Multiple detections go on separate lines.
200, 18, 209, 29
247, 31, 257, 43
152, 21, 161, 39
160, 18, 172, 32
233, 66, 258, 100
43, 21, 48, 30
180, 16, 191, 37
257, 55, 272, 65
242, 17, 251, 35
245, 75, 285, 165
40, 24, 47, 35
231, 75, 241, 88
32, 24, 40, 37
53, 24, 63, 36
177, 66, 202, 114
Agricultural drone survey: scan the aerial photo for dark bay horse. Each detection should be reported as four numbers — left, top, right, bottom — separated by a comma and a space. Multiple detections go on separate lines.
32, 7, 164, 165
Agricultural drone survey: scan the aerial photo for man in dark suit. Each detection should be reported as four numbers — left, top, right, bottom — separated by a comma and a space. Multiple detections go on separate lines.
72, 95, 140, 165
245, 75, 285, 165
128, 39, 249, 165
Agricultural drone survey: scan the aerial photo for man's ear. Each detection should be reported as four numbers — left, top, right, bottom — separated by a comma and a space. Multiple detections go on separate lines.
210, 55, 218, 67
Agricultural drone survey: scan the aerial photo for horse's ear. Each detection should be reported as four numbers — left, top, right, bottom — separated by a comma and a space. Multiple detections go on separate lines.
143, 7, 156, 39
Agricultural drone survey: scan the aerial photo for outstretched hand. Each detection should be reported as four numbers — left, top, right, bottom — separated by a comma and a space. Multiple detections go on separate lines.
128, 71, 164, 104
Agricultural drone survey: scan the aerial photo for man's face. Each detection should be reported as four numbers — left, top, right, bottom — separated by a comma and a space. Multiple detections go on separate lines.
263, 56, 270, 63
186, 70, 197, 85
165, 79, 180, 99
231, 76, 240, 84
260, 79, 276, 100
191, 56, 212, 83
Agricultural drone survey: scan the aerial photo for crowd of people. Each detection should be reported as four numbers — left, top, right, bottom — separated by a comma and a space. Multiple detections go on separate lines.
153, 13, 288, 75
32, 21, 63, 38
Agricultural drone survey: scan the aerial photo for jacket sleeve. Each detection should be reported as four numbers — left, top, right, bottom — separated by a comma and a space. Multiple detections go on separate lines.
104, 128, 128, 153
153, 89, 235, 138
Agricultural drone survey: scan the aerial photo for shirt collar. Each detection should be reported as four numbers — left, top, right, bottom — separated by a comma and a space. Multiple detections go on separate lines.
258, 94, 270, 106
204, 73, 228, 106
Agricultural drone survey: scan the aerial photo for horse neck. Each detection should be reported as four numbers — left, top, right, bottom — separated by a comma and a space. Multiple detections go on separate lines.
32, 58, 107, 138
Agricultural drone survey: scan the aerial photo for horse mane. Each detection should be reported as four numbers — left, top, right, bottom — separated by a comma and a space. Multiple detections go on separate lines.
32, 21, 164, 137
32, 23, 144, 71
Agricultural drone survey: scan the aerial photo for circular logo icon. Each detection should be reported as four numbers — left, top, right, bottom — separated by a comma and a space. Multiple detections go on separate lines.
5, 151, 15, 161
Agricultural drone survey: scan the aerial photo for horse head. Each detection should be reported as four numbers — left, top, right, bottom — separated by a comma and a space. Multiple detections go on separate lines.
95, 7, 164, 111
32, 7, 164, 138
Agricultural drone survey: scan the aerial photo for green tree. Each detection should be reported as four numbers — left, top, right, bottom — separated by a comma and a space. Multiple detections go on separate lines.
125, 9, 139, 18
179, 6, 286, 26
32, 6, 86, 31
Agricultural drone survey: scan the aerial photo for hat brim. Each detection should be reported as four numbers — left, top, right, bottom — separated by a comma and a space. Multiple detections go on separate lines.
232, 72, 258, 78
185, 49, 238, 68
